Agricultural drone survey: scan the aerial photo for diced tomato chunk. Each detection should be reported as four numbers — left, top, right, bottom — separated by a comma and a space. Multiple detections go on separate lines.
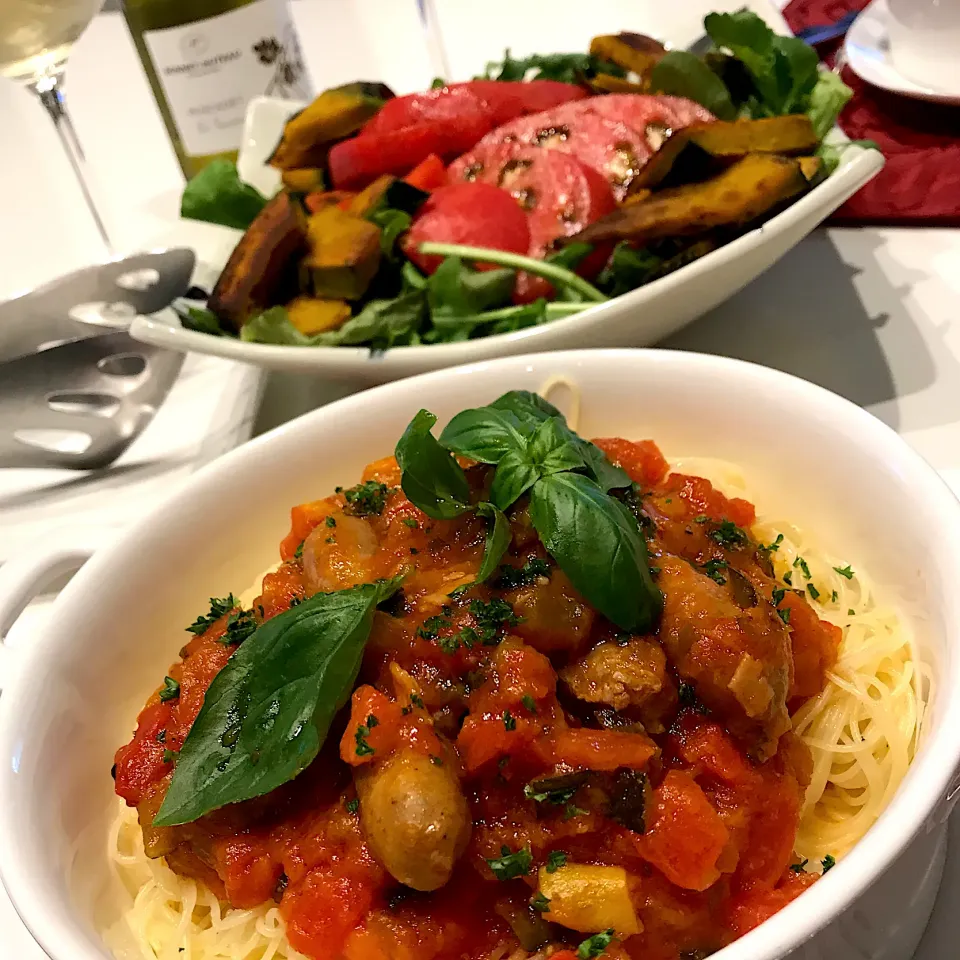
404, 153, 447, 191
634, 770, 730, 891
113, 701, 175, 806
215, 835, 283, 908
781, 591, 840, 703
727, 870, 818, 937
592, 437, 669, 487
661, 473, 757, 527
667, 713, 756, 787
548, 727, 657, 771
340, 686, 404, 766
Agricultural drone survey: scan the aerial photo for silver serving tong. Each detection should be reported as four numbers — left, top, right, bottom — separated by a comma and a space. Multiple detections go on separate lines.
0, 249, 195, 470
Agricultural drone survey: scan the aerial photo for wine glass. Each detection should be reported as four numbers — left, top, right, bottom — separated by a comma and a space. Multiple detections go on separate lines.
0, 0, 110, 249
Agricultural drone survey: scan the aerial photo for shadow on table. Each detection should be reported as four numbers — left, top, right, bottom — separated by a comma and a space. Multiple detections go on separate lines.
662, 230, 937, 434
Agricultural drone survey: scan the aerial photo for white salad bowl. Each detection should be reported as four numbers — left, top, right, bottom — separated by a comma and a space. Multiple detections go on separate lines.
1, 349, 958, 960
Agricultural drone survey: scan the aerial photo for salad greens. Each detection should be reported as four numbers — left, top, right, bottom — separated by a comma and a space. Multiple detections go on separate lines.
483, 50, 626, 85
180, 158, 268, 231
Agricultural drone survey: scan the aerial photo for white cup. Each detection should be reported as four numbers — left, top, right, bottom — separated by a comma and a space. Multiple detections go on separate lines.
887, 0, 960, 91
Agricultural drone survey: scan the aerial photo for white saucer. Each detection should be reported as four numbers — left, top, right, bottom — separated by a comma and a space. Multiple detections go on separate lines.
845, 0, 960, 105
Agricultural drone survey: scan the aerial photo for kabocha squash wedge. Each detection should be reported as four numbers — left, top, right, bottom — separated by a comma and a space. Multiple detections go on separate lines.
269, 88, 385, 171
589, 34, 664, 84
208, 191, 306, 331
304, 205, 382, 300
286, 296, 351, 335
632, 116, 818, 190
571, 155, 813, 246
281, 168, 326, 193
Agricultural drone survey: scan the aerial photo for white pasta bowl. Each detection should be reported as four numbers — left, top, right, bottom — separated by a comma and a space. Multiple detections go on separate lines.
0, 349, 959, 960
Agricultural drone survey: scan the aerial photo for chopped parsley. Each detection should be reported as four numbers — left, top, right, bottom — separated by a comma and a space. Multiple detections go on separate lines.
524, 778, 582, 806
678, 682, 696, 706
832, 590, 838, 603
793, 556, 811, 579
822, 854, 836, 873
469, 597, 521, 645
156, 729, 167, 743
521, 694, 538, 714
761, 533, 784, 554
807, 583, 821, 601
158, 676, 180, 702
708, 520, 748, 548
783, 571, 793, 585
345, 797, 359, 814
778, 607, 791, 625
790, 859, 809, 873
848, 608, 856, 616
430, 754, 443, 766
337, 481, 393, 517
563, 803, 587, 820
546, 850, 568, 873
530, 892, 551, 913
162, 748, 179, 764
503, 710, 516, 731
401, 517, 419, 528
354, 714, 378, 757
325, 516, 337, 528
221, 608, 257, 646
772, 587, 786, 606
186, 595, 237, 635
493, 557, 551, 590
487, 844, 532, 880
694, 514, 709, 523
834, 565, 855, 579
410, 692, 424, 708
294, 541, 304, 560
577, 929, 615, 959
703, 558, 728, 585
325, 536, 336, 544
418, 615, 452, 641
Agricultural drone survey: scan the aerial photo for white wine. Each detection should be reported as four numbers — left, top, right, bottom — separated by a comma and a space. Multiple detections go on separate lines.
122, 0, 312, 179
0, 0, 103, 82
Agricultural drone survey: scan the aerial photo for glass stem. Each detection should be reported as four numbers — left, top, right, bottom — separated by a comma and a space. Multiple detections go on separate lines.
30, 73, 112, 253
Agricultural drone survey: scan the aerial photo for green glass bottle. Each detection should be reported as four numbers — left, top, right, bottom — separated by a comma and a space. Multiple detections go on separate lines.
122, 0, 312, 179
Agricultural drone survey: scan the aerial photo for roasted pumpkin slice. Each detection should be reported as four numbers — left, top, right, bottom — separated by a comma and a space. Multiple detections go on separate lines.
285, 296, 351, 335
631, 116, 818, 190
572, 155, 813, 246
281, 168, 326, 192
590, 34, 664, 84
269, 88, 385, 171
304, 205, 381, 300
207, 191, 306, 331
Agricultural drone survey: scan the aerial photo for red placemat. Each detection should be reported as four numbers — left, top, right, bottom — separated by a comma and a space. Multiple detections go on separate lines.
785, 0, 960, 225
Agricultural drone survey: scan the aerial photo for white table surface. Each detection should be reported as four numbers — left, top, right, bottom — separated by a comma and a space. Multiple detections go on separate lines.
2, 1, 960, 957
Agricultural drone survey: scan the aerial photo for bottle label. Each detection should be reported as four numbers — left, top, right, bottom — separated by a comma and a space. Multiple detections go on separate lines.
142, 0, 311, 158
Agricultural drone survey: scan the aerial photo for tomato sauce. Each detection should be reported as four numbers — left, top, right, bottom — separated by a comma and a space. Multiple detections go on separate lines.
113, 438, 839, 960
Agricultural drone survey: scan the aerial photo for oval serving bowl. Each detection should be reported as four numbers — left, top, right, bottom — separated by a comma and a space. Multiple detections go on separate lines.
1, 349, 959, 960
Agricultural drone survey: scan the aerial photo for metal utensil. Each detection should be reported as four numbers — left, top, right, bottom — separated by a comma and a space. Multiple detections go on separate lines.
0, 249, 195, 470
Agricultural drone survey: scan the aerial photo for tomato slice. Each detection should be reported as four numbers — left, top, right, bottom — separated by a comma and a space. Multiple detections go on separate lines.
402, 182, 531, 275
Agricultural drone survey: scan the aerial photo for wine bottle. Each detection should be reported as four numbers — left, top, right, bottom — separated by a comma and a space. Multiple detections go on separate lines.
122, 0, 312, 179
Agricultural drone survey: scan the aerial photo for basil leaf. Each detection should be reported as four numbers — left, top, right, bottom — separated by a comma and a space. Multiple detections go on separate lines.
528, 417, 585, 475
529, 472, 661, 631
439, 407, 528, 464
490, 448, 542, 511
490, 390, 563, 430
180, 158, 268, 231
395, 409, 471, 519
576, 440, 632, 492
154, 578, 402, 826
649, 50, 737, 121
475, 502, 511, 584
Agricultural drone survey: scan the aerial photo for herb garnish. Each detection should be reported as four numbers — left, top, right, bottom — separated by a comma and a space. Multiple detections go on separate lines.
521, 694, 538, 714
790, 859, 809, 873
822, 854, 836, 873
772, 586, 786, 606
294, 541, 304, 560
531, 892, 551, 913
487, 844, 533, 880
153, 577, 402, 827
703, 558, 728, 585
807, 583, 820, 601
493, 557, 551, 590
834, 565, 855, 579
339, 481, 393, 517
345, 797, 359, 814
221, 609, 257, 646
326, 516, 337, 528
577, 929, 615, 959
546, 850, 568, 873
503, 710, 517, 731
159, 676, 181, 702
778, 607, 791, 624
470, 597, 521, 644
678, 682, 696, 706
707, 519, 748, 548
186, 595, 237, 635
354, 714, 379, 757
793, 555, 811, 579
397, 391, 659, 631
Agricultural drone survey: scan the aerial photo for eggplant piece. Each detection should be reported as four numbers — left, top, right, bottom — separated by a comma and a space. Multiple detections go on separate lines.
269, 87, 385, 171
208, 191, 306, 332
631, 116, 819, 191
303, 204, 382, 300
524, 771, 590, 805
570, 155, 814, 247
606, 768, 648, 833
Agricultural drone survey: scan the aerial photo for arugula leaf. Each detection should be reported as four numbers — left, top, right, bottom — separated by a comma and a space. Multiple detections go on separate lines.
529, 472, 661, 632
154, 578, 402, 826
483, 50, 625, 84
772, 35, 820, 113
180, 159, 268, 231
368, 207, 412, 258
489, 448, 542, 512
475, 502, 511, 584
650, 50, 737, 120
816, 137, 879, 175
327, 291, 427, 350
395, 410, 471, 519
807, 69, 855, 139
175, 303, 227, 337
439, 407, 528, 463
